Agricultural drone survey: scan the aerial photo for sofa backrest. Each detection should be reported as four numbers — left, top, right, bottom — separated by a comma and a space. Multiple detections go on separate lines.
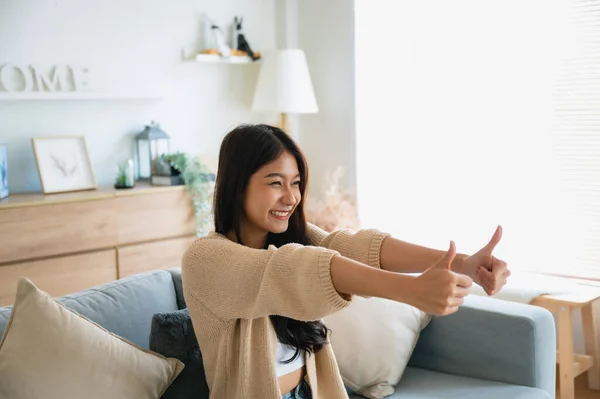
0, 269, 182, 349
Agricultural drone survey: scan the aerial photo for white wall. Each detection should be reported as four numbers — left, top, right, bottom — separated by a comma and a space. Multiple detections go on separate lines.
297, 0, 357, 201
0, 0, 277, 192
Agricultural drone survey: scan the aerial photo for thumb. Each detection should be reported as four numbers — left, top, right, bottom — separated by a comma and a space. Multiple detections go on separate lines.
482, 225, 503, 253
435, 240, 456, 270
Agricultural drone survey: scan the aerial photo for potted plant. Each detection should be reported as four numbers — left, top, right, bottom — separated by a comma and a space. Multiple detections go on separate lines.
153, 152, 216, 237
114, 159, 135, 189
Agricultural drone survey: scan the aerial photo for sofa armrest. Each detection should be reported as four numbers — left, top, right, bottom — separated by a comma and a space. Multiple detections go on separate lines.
408, 295, 556, 397
167, 267, 187, 309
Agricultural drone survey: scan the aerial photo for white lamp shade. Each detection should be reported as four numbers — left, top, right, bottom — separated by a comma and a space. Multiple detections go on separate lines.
252, 49, 319, 114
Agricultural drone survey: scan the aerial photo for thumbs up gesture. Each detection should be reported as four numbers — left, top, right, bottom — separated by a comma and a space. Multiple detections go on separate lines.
412, 241, 473, 316
455, 226, 510, 296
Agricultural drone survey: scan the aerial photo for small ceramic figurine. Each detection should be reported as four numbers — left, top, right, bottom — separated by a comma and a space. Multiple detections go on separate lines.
234, 16, 260, 61
210, 23, 231, 57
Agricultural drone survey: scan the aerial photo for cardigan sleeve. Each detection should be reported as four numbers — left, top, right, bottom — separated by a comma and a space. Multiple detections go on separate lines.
181, 237, 351, 322
305, 223, 390, 269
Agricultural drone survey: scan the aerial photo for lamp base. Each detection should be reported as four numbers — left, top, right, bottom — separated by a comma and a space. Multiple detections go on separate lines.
278, 112, 289, 133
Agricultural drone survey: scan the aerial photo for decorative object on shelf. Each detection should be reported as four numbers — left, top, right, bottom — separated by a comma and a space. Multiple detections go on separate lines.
233, 16, 260, 61
31, 136, 97, 194
135, 121, 170, 181
0, 64, 91, 93
0, 144, 8, 199
151, 153, 184, 186
305, 166, 359, 232
114, 159, 135, 189
0, 64, 161, 101
251, 49, 318, 133
0, 92, 163, 101
208, 18, 231, 58
154, 152, 216, 237
186, 14, 260, 64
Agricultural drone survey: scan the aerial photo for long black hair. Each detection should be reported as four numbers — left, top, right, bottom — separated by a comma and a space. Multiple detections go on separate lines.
213, 123, 328, 362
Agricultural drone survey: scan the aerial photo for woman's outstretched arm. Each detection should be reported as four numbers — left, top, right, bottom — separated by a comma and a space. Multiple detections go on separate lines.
379, 236, 468, 274
307, 223, 466, 274
182, 234, 470, 319
331, 242, 472, 316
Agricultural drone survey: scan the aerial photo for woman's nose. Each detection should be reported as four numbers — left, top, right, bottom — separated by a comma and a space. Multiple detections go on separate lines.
282, 188, 297, 205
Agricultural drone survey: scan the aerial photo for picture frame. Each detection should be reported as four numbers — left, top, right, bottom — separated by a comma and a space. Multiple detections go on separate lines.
0, 144, 8, 199
31, 136, 97, 194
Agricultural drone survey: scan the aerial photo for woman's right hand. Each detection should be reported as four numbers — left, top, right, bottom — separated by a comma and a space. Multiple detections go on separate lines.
409, 241, 473, 316
330, 241, 472, 315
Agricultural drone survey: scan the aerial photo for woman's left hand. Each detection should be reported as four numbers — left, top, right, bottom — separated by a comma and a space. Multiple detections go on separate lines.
458, 226, 510, 296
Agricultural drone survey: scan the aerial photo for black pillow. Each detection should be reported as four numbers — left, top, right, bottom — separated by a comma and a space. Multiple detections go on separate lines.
149, 308, 209, 399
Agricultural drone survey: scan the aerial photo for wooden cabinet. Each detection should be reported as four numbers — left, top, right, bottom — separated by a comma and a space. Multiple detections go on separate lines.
115, 190, 195, 244
0, 197, 117, 263
117, 236, 196, 278
0, 250, 118, 306
0, 184, 197, 306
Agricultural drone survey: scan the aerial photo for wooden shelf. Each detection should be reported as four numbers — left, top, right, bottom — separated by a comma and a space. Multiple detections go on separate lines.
180, 47, 259, 65
193, 53, 258, 64
0, 92, 164, 101
0, 182, 185, 209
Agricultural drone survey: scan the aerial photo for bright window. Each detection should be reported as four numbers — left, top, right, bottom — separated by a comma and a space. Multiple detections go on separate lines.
355, 0, 600, 279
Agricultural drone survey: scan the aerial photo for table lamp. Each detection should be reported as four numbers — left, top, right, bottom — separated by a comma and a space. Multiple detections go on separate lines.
251, 49, 318, 133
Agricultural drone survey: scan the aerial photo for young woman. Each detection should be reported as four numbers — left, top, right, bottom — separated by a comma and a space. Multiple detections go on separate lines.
181, 124, 510, 399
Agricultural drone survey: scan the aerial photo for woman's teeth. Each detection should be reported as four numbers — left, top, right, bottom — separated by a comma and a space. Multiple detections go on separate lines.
270, 211, 289, 217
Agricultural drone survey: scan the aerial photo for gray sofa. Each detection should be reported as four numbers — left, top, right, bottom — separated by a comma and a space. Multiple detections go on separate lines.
0, 269, 556, 399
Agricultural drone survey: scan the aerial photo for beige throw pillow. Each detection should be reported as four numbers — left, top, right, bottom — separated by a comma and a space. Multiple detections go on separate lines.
0, 278, 184, 399
325, 296, 431, 399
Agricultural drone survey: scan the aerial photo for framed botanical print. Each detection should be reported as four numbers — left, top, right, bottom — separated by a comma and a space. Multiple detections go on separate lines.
32, 136, 97, 194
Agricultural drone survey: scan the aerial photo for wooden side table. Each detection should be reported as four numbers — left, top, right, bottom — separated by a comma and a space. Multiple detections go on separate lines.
531, 288, 600, 399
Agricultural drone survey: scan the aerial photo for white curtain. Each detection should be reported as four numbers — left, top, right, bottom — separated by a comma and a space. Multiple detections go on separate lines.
355, 0, 600, 278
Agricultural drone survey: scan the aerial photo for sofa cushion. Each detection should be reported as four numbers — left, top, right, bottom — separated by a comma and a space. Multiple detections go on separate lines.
350, 367, 551, 399
0, 269, 179, 348
149, 308, 210, 399
325, 296, 430, 398
0, 278, 184, 399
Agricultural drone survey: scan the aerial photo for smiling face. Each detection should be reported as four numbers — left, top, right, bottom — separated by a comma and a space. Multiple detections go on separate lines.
241, 150, 302, 246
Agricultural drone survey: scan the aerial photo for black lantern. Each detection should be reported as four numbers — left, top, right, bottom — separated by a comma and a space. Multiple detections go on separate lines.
135, 121, 170, 180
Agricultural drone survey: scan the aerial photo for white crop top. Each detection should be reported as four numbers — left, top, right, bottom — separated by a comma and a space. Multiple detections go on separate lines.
275, 341, 305, 377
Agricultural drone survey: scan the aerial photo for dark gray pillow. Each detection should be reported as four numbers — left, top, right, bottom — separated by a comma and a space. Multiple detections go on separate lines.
149, 308, 209, 399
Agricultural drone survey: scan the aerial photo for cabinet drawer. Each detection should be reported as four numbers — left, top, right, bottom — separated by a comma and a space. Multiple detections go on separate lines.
0, 249, 118, 306
115, 190, 195, 245
0, 200, 117, 264
117, 236, 196, 278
